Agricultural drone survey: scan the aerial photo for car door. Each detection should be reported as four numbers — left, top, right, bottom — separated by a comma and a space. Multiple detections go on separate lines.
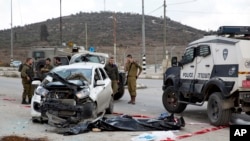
91, 68, 108, 113
98, 67, 112, 108
179, 46, 197, 94
194, 45, 213, 94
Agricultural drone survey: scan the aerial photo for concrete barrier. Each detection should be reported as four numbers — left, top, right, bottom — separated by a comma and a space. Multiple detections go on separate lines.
0, 67, 20, 77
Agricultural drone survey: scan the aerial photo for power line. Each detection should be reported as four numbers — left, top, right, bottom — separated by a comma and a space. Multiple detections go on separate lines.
168, 0, 197, 6
147, 5, 163, 15
146, 0, 197, 16
167, 9, 250, 15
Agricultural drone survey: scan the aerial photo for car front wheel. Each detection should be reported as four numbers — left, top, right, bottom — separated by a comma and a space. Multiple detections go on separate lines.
162, 86, 187, 113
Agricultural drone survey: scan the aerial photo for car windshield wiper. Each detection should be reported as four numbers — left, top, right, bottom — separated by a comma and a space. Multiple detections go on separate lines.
81, 55, 90, 62
47, 72, 79, 92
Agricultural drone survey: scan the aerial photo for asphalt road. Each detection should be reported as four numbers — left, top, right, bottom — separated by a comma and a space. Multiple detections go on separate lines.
0, 76, 230, 141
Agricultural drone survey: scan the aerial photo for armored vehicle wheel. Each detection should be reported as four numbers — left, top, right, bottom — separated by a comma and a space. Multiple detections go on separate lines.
106, 97, 114, 114
114, 73, 125, 100
162, 86, 187, 113
114, 85, 125, 100
207, 92, 231, 126
246, 112, 250, 115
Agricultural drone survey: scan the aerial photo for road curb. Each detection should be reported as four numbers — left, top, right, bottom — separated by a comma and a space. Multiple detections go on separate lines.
0, 71, 20, 77
124, 83, 147, 89
139, 75, 163, 79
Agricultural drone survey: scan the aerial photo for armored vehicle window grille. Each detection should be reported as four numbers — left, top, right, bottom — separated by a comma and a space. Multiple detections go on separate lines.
197, 45, 210, 57
183, 47, 195, 63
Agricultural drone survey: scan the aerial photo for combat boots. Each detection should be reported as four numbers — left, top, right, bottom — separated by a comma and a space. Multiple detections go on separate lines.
128, 95, 132, 104
128, 96, 136, 105
21, 98, 28, 104
28, 98, 32, 104
131, 96, 136, 105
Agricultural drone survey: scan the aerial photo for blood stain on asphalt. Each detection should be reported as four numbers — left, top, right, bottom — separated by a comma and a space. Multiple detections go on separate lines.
0, 135, 49, 141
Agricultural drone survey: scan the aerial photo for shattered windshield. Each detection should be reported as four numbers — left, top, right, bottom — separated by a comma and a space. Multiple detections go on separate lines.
43, 67, 92, 84
70, 54, 106, 64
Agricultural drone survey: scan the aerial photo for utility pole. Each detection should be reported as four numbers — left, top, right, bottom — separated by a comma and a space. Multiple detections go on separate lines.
113, 13, 117, 63
85, 23, 88, 49
55, 0, 62, 55
142, 0, 146, 74
10, 0, 13, 62
60, 0, 62, 48
163, 0, 167, 58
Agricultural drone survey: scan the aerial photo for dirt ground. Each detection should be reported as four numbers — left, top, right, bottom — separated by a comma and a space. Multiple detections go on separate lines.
0, 136, 48, 141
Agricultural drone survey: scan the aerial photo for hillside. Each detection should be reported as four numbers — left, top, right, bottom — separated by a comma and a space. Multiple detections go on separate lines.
0, 11, 206, 64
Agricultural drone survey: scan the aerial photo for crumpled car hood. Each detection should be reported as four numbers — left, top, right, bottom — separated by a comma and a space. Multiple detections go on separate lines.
44, 72, 88, 91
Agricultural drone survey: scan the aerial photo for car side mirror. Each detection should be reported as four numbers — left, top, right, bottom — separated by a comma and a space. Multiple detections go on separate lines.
32, 80, 41, 86
95, 80, 105, 86
171, 56, 178, 67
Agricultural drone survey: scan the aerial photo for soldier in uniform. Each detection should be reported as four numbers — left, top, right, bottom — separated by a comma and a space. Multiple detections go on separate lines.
40, 58, 53, 79
21, 58, 34, 104
104, 56, 119, 95
124, 54, 142, 105
54, 57, 62, 66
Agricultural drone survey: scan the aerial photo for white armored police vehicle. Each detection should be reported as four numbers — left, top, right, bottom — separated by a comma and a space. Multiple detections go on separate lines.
162, 26, 250, 126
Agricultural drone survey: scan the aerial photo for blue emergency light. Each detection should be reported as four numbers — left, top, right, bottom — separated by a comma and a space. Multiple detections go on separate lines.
217, 26, 250, 35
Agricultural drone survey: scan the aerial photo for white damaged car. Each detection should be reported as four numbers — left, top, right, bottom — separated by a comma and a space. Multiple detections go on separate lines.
31, 62, 114, 126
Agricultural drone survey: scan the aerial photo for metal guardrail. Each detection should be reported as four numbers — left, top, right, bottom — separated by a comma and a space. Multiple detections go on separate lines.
0, 67, 20, 77
0, 67, 18, 71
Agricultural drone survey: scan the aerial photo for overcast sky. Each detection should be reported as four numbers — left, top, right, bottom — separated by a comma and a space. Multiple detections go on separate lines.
1, 0, 250, 31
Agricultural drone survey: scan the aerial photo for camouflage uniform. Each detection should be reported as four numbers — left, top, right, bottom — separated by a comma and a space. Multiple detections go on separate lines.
104, 63, 119, 94
21, 64, 34, 104
125, 62, 142, 102
41, 64, 53, 73
54, 62, 62, 67
40, 64, 53, 79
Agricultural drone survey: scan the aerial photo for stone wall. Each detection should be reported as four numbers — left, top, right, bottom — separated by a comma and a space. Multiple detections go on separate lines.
0, 45, 185, 69
0, 47, 30, 64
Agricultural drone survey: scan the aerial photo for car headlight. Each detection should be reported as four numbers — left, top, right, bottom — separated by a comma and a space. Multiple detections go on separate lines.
75, 88, 90, 99
35, 86, 49, 96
